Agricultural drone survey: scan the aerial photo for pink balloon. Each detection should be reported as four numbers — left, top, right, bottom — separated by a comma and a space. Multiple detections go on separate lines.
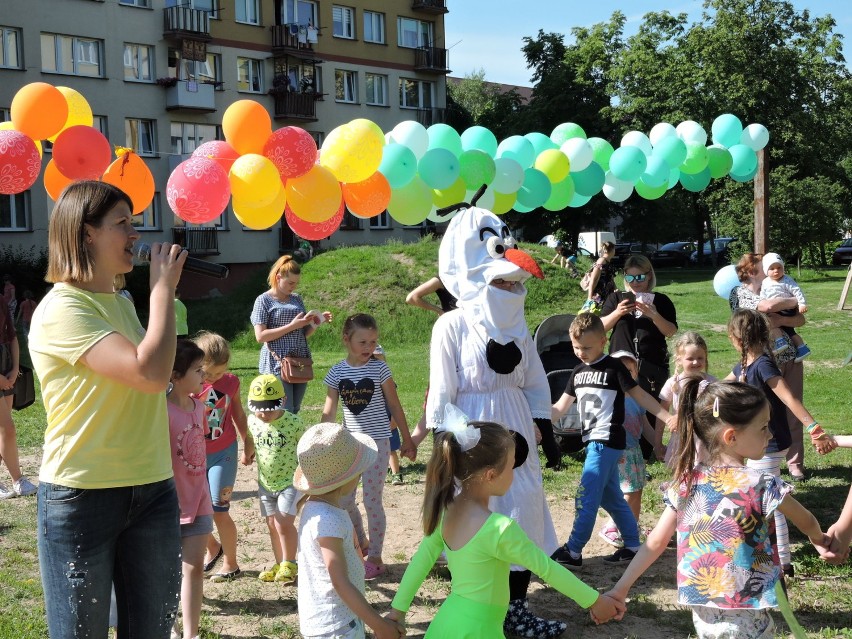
52, 125, 111, 180
192, 140, 240, 174
166, 157, 231, 224
284, 199, 343, 241
0, 130, 41, 195
264, 127, 317, 181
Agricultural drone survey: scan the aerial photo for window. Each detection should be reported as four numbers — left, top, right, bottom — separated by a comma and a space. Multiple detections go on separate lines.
170, 122, 218, 155
335, 69, 357, 103
235, 0, 260, 25
369, 211, 390, 229
93, 115, 107, 137
0, 27, 22, 69
119, 0, 150, 7
41, 33, 104, 77
332, 6, 354, 39
237, 57, 263, 93
165, 0, 217, 19
277, 61, 321, 94
131, 193, 161, 231
0, 192, 30, 231
125, 118, 156, 156
281, 0, 317, 27
397, 17, 433, 48
363, 11, 385, 44
365, 73, 387, 106
168, 49, 222, 87
399, 77, 433, 108
339, 208, 362, 230
123, 43, 154, 82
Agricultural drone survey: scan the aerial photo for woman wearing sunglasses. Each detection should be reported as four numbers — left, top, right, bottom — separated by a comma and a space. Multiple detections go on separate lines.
600, 255, 678, 459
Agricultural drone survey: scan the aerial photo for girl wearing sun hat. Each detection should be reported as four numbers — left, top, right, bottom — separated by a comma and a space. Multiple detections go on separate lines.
294, 423, 403, 639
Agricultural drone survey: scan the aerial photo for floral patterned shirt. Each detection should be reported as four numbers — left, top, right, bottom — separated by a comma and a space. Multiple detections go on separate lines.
663, 464, 792, 609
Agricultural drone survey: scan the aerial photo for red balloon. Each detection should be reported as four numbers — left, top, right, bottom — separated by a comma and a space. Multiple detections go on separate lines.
0, 130, 42, 195
52, 125, 111, 180
166, 157, 231, 224
264, 127, 317, 181
192, 140, 240, 174
284, 199, 343, 241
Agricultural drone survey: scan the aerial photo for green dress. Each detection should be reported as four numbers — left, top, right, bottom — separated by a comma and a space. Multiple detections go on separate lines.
391, 512, 599, 638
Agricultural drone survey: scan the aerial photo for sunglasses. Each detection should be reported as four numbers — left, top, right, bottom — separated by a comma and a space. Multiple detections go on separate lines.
624, 273, 648, 283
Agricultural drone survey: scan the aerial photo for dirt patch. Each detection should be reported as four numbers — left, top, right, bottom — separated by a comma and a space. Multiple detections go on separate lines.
391, 253, 416, 268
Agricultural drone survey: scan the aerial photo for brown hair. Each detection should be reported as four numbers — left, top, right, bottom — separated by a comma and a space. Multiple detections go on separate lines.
46, 181, 134, 284
727, 308, 773, 379
422, 421, 515, 535
673, 379, 768, 493
734, 253, 763, 283
173, 339, 205, 379
623, 254, 656, 290
671, 331, 709, 393
192, 330, 231, 367
342, 313, 378, 338
600, 241, 616, 256
267, 255, 301, 289
569, 312, 605, 341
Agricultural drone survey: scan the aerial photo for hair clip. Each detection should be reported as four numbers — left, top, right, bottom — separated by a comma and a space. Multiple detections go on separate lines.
435, 403, 481, 452
712, 396, 720, 418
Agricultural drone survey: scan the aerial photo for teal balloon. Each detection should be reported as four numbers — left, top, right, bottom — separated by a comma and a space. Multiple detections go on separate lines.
378, 142, 417, 189
667, 167, 680, 190
635, 178, 667, 200
711, 113, 743, 149
417, 148, 460, 189
609, 146, 647, 182
568, 192, 591, 208
427, 124, 462, 156
572, 162, 605, 197
706, 145, 733, 179
641, 154, 669, 188
458, 149, 496, 190
513, 202, 535, 213
679, 141, 708, 175
551, 122, 587, 145
730, 165, 758, 182
654, 135, 687, 169
497, 135, 535, 168
679, 167, 711, 192
729, 144, 758, 176
524, 132, 558, 156
516, 168, 551, 209
461, 126, 498, 157
543, 175, 575, 211
587, 137, 614, 171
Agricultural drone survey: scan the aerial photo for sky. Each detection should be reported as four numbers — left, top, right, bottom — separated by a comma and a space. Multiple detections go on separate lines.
444, 0, 852, 87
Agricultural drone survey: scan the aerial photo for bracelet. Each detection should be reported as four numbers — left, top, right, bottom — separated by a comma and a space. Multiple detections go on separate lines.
806, 422, 819, 433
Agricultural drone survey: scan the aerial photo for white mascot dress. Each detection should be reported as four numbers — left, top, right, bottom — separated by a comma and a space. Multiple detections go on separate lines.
426, 205, 566, 638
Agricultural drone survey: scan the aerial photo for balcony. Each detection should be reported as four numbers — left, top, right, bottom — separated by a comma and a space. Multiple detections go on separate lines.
271, 24, 318, 54
273, 92, 318, 121
412, 0, 448, 13
172, 226, 219, 256
413, 47, 450, 74
414, 107, 447, 127
163, 6, 211, 40
165, 81, 216, 112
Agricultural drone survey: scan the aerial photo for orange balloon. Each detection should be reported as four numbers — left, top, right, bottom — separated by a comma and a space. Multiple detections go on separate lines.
11, 82, 68, 141
285, 165, 342, 223
222, 100, 272, 155
342, 172, 391, 218
102, 151, 155, 214
44, 159, 75, 201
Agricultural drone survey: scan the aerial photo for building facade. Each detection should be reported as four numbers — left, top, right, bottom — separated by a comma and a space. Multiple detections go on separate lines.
0, 0, 450, 267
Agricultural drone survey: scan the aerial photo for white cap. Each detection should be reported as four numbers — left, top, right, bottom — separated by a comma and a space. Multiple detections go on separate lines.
610, 349, 638, 363
762, 252, 784, 273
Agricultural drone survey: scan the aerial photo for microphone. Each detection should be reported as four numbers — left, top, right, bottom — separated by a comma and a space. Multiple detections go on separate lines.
134, 243, 230, 279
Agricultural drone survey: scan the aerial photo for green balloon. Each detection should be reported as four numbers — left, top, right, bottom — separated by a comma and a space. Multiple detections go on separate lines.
378, 143, 417, 189
388, 176, 432, 224
568, 192, 591, 208
679, 141, 709, 175
513, 202, 535, 213
461, 126, 498, 157
572, 162, 606, 197
543, 175, 575, 211
497, 135, 535, 168
635, 178, 667, 200
418, 148, 460, 190
516, 168, 551, 209
587, 137, 614, 171
458, 150, 496, 190
551, 122, 587, 145
654, 135, 687, 168
706, 145, 733, 179
427, 123, 462, 156
524, 132, 558, 156
679, 167, 711, 192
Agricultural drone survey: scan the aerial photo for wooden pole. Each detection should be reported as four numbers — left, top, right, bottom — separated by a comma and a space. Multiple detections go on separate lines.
754, 147, 769, 254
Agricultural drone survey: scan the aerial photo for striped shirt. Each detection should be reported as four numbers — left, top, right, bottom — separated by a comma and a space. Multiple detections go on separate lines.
324, 359, 393, 440
251, 292, 311, 377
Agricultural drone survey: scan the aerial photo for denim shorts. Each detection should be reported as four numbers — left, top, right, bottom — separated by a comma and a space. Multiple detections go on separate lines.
181, 513, 214, 538
207, 440, 238, 511
258, 484, 302, 518
389, 428, 401, 452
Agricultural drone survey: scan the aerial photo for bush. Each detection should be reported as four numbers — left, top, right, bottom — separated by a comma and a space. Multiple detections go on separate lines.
0, 245, 49, 302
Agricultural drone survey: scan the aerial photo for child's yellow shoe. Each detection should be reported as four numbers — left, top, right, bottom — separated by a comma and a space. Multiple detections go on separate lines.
275, 560, 298, 584
258, 563, 280, 582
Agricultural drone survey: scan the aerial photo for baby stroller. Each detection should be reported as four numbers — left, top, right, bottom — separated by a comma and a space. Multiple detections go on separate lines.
533, 314, 583, 452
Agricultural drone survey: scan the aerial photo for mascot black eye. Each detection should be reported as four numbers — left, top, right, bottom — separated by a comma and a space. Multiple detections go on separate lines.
485, 235, 506, 258
266, 386, 275, 395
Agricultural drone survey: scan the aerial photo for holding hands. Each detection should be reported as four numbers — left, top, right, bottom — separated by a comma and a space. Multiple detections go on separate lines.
590, 593, 626, 624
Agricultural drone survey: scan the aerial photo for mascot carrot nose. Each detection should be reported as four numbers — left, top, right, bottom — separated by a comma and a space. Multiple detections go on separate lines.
505, 248, 544, 279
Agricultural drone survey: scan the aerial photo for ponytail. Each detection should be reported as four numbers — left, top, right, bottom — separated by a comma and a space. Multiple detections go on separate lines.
672, 376, 703, 493
422, 433, 458, 535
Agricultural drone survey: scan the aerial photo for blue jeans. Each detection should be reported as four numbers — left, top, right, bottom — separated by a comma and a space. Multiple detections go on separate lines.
280, 379, 307, 414
38, 478, 182, 638
568, 442, 640, 553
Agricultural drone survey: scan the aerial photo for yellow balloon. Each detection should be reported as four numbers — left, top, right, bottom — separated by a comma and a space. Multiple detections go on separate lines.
534, 149, 570, 183
320, 122, 384, 183
48, 87, 94, 143
492, 191, 517, 215
349, 118, 385, 145
233, 186, 287, 230
285, 164, 342, 223
228, 154, 280, 208
431, 178, 466, 208
0, 122, 42, 158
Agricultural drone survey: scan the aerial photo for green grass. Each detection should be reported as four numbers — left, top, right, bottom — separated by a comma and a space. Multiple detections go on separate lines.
4, 237, 852, 636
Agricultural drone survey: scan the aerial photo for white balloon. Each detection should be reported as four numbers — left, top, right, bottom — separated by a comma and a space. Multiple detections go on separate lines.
560, 138, 593, 172
740, 123, 769, 152
676, 120, 707, 146
649, 122, 677, 146
602, 171, 633, 203
621, 130, 653, 156
468, 187, 495, 210
391, 121, 429, 160
492, 157, 524, 194
713, 265, 740, 299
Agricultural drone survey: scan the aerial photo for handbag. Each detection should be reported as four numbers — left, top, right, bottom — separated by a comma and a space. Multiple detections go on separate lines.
280, 355, 314, 384
13, 364, 35, 410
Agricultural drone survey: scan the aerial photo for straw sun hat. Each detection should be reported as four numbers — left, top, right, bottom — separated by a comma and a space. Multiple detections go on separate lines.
293, 423, 378, 495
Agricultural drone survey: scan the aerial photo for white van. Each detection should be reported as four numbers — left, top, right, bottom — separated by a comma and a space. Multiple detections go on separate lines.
576, 231, 616, 257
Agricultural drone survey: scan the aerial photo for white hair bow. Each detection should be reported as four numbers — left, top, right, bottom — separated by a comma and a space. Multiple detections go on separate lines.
435, 403, 481, 452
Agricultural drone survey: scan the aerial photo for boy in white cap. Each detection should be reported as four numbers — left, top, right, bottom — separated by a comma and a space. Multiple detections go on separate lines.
760, 252, 810, 361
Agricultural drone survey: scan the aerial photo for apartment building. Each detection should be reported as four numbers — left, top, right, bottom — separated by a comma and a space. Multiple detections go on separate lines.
0, 0, 450, 268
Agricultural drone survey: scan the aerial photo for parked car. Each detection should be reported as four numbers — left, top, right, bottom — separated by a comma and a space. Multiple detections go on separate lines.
538, 234, 560, 248
832, 238, 852, 266
652, 241, 696, 267
611, 243, 633, 267
690, 237, 737, 265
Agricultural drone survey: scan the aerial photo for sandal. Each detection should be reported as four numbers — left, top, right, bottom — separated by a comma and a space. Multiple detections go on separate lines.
364, 560, 386, 581
203, 546, 223, 573
598, 525, 624, 548
258, 563, 280, 582
209, 568, 241, 583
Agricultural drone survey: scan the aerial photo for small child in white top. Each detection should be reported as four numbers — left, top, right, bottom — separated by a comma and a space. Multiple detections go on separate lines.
759, 252, 810, 361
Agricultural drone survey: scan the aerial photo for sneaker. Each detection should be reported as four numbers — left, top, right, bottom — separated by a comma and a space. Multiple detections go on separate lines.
602, 547, 637, 564
550, 544, 582, 569
390, 472, 404, 486
772, 337, 789, 355
258, 563, 280, 582
794, 344, 811, 362
0, 484, 14, 500
275, 561, 298, 584
782, 563, 795, 579
598, 525, 624, 548
13, 477, 36, 497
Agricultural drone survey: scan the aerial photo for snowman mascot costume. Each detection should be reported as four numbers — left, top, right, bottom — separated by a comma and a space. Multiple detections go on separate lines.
426, 205, 566, 638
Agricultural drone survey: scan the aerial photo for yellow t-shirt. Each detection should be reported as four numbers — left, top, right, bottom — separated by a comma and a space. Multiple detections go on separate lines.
29, 283, 172, 488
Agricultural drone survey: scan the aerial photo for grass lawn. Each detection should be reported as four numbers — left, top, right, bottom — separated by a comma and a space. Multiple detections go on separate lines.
2, 238, 852, 637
